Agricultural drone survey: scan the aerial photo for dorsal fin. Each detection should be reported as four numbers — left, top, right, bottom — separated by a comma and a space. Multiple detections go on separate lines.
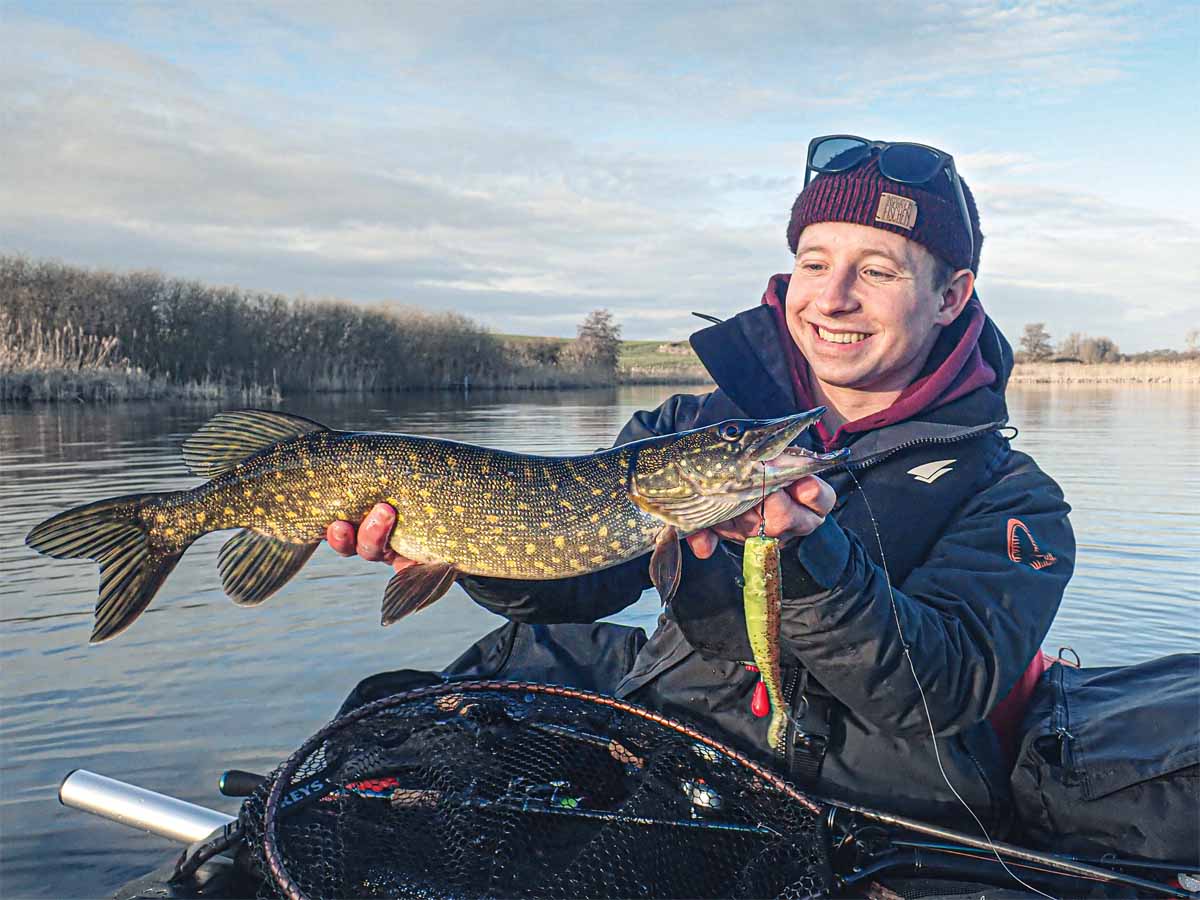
181, 410, 329, 477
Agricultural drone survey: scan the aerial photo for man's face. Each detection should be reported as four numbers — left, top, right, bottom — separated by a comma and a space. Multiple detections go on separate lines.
784, 221, 967, 395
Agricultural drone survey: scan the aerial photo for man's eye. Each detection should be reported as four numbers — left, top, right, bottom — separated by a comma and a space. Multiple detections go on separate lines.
864, 268, 896, 280
800, 262, 826, 273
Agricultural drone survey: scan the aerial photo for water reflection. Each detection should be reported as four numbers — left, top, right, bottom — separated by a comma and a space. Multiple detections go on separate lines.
0, 384, 1196, 897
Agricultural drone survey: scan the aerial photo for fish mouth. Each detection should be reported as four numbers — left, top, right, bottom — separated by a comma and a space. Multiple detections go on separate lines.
763, 444, 851, 477
746, 407, 829, 462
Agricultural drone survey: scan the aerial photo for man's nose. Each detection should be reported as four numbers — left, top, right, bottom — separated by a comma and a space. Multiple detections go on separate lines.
812, 266, 860, 316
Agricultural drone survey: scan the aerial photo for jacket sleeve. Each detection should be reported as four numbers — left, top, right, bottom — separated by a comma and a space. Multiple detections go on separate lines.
778, 452, 1075, 737
458, 392, 713, 623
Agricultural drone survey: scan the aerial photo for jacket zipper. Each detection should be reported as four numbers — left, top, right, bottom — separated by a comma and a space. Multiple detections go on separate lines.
781, 665, 801, 766
842, 423, 1005, 472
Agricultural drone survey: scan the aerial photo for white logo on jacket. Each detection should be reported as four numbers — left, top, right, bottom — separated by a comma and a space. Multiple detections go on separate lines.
907, 459, 957, 484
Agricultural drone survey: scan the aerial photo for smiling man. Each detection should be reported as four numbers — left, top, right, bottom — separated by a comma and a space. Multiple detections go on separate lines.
329, 136, 1075, 830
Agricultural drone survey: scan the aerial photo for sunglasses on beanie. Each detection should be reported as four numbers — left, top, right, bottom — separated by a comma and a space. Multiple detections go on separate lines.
803, 134, 975, 267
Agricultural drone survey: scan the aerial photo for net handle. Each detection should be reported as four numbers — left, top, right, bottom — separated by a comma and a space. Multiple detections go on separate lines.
260, 679, 825, 900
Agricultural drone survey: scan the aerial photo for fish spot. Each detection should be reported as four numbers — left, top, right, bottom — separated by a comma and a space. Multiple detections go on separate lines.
495, 545, 508, 555
626, 518, 637, 528
224, 507, 234, 516
418, 488, 430, 498
308, 490, 321, 499
485, 514, 500, 523
516, 501, 530, 511
560, 500, 574, 510
539, 521, 551, 529
446, 456, 457, 467
424, 505, 436, 516
589, 513, 600, 523
242, 489, 253, 498
591, 487, 604, 495
379, 474, 389, 484
553, 536, 565, 549
310, 507, 322, 516
274, 494, 285, 503
375, 457, 385, 466
579, 544, 590, 553
598, 525, 608, 538
463, 527, 477, 534
306, 469, 315, 478
590, 555, 605, 565
609, 541, 622, 551
253, 506, 265, 516
164, 527, 176, 537
436, 525, 448, 534
525, 543, 536, 554
452, 505, 465, 515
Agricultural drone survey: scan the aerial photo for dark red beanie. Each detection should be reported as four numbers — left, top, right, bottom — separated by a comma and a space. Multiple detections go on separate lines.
786, 153, 983, 274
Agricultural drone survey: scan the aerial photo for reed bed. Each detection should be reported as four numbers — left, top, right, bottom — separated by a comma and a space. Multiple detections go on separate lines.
0, 257, 613, 402
1010, 361, 1200, 385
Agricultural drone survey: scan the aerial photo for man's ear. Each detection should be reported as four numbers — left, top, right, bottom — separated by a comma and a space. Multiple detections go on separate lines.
935, 269, 975, 326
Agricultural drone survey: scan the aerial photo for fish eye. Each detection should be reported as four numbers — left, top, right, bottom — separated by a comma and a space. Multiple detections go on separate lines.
719, 423, 742, 442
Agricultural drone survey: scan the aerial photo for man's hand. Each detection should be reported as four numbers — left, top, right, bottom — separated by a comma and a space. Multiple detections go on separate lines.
686, 475, 836, 560
326, 502, 419, 574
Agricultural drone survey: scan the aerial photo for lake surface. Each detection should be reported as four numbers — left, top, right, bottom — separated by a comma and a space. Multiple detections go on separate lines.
1, 384, 1197, 898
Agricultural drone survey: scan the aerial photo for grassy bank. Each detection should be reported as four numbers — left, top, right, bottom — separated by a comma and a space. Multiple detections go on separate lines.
1010, 360, 1200, 384
618, 339, 711, 384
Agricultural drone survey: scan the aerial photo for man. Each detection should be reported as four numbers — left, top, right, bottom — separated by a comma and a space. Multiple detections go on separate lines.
327, 136, 1074, 830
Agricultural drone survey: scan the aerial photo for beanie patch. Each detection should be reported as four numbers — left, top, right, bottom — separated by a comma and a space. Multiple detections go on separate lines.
875, 193, 917, 230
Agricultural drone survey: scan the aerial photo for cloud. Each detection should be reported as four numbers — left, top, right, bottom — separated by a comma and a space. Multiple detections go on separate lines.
1, 2, 1194, 349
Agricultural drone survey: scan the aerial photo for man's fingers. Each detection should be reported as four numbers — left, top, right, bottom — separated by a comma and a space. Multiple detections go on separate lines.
686, 529, 719, 559
326, 520, 357, 556
356, 503, 396, 562
785, 475, 836, 517
392, 557, 420, 574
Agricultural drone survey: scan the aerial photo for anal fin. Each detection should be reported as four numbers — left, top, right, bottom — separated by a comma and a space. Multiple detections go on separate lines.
649, 525, 682, 604
218, 529, 319, 606
381, 563, 459, 626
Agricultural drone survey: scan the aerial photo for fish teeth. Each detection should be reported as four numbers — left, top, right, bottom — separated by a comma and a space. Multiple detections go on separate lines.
817, 327, 870, 344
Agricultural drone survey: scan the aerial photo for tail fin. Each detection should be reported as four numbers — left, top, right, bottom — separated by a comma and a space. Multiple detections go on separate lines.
25, 494, 189, 643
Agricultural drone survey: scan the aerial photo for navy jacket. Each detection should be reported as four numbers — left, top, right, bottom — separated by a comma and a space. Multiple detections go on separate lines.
460, 304, 1075, 829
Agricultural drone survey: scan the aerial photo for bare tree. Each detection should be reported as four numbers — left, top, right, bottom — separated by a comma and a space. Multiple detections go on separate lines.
1186, 328, 1199, 353
1056, 332, 1084, 360
1018, 323, 1053, 362
1079, 336, 1121, 364
563, 309, 622, 374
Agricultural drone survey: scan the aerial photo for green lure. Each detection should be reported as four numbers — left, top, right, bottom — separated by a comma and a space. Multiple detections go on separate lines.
743, 533, 788, 754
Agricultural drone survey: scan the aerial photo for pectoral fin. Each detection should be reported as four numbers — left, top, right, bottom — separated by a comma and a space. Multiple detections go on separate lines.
381, 563, 459, 625
218, 529, 319, 606
649, 525, 682, 604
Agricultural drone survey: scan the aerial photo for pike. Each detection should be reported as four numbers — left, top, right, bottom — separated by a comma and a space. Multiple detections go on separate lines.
25, 408, 848, 643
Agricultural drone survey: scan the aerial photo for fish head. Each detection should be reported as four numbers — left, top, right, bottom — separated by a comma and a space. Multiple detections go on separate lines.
628, 407, 850, 531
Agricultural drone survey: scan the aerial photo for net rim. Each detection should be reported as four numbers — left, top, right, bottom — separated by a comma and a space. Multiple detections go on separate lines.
260, 679, 824, 900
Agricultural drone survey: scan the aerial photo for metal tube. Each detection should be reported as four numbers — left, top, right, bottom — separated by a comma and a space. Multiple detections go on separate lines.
59, 769, 235, 844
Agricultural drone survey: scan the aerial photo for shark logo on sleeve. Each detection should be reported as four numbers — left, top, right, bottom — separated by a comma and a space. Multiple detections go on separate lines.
1007, 518, 1057, 570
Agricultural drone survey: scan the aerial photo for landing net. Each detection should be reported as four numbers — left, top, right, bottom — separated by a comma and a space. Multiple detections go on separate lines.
239, 680, 833, 900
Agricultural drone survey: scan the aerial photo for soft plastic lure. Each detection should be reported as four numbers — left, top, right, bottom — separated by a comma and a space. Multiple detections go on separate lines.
743, 533, 788, 753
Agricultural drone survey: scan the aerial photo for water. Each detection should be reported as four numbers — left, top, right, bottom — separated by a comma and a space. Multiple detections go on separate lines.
1, 384, 1196, 898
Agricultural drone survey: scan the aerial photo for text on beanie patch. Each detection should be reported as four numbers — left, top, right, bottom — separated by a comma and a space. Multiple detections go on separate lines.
875, 193, 918, 230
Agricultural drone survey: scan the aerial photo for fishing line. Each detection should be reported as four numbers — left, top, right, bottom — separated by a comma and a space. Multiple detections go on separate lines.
844, 467, 1055, 900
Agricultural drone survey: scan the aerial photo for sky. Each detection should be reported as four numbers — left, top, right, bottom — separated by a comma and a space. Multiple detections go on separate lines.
2, 1, 1198, 350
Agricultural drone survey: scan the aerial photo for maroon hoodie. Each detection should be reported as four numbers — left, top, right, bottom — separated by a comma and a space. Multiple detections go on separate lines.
760, 273, 1042, 761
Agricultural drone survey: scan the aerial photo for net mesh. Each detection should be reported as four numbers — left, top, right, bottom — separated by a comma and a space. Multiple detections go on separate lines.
239, 681, 833, 900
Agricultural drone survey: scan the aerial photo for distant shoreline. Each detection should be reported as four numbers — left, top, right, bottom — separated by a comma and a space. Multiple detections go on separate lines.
1009, 361, 1200, 385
